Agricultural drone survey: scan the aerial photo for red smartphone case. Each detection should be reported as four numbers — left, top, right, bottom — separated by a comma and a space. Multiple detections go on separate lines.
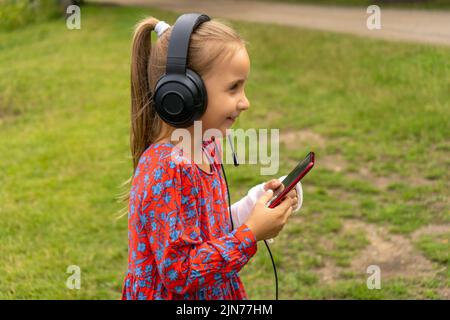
268, 152, 315, 209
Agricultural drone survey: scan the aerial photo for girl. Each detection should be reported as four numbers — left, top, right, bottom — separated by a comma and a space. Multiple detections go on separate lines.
122, 15, 303, 300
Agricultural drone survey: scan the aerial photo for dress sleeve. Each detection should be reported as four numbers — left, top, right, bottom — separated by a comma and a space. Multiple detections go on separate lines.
141, 157, 257, 295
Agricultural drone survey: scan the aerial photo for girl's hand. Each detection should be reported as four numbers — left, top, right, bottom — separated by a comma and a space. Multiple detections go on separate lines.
263, 179, 298, 210
245, 190, 296, 241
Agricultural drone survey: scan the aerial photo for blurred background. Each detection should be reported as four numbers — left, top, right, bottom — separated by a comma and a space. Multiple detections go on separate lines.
0, 0, 448, 299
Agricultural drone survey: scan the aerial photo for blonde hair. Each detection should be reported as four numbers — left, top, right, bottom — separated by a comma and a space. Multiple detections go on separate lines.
117, 16, 247, 215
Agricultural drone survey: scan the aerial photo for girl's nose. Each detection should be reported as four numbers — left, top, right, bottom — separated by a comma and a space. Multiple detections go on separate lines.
238, 94, 250, 111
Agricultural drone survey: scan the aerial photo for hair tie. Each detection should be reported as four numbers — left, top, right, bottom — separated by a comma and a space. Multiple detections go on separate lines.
155, 21, 171, 38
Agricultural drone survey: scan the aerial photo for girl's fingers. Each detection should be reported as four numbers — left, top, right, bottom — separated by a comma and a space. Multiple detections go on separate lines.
287, 189, 296, 199
264, 179, 281, 190
276, 195, 293, 213
272, 179, 281, 188
292, 197, 298, 209
274, 184, 284, 197
259, 189, 274, 205
264, 179, 284, 198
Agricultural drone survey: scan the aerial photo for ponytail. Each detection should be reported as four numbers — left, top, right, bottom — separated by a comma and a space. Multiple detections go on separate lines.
130, 17, 160, 173
117, 17, 163, 215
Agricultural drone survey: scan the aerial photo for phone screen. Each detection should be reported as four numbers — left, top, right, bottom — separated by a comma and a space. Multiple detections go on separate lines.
268, 152, 315, 208
281, 152, 314, 188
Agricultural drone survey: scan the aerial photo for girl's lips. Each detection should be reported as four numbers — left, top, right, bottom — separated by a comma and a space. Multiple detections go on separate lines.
226, 117, 236, 123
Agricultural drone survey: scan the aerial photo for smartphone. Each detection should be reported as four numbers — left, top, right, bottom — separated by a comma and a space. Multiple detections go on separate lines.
267, 152, 315, 209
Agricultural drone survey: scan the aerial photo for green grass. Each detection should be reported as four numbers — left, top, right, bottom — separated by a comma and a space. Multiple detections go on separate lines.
0, 4, 449, 299
415, 233, 449, 264
245, 0, 450, 10
0, 0, 62, 31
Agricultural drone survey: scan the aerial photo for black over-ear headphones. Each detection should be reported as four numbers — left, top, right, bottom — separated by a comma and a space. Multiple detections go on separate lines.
154, 13, 210, 128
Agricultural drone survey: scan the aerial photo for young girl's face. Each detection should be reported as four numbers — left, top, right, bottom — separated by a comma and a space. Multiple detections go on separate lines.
200, 46, 251, 136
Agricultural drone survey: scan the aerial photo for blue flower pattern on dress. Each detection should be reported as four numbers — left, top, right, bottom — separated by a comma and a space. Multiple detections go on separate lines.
122, 140, 257, 300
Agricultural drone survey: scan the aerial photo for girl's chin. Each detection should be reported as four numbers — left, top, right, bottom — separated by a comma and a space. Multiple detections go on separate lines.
216, 124, 232, 137
223, 120, 235, 130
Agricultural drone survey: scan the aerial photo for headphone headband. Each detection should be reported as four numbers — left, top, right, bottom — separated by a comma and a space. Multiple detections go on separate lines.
166, 13, 211, 74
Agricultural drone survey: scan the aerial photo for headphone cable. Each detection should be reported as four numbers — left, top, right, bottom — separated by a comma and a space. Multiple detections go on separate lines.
263, 239, 278, 300
220, 162, 278, 300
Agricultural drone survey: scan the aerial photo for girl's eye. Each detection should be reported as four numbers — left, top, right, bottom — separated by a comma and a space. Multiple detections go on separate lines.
229, 83, 238, 91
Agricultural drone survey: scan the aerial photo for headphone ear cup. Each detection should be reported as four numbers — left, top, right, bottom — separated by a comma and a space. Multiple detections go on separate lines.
186, 68, 208, 118
154, 69, 207, 128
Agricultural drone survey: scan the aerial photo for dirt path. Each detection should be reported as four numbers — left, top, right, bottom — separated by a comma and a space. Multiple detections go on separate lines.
91, 0, 450, 46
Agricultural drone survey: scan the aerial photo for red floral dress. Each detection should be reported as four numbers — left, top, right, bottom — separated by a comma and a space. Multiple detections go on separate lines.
121, 139, 257, 300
